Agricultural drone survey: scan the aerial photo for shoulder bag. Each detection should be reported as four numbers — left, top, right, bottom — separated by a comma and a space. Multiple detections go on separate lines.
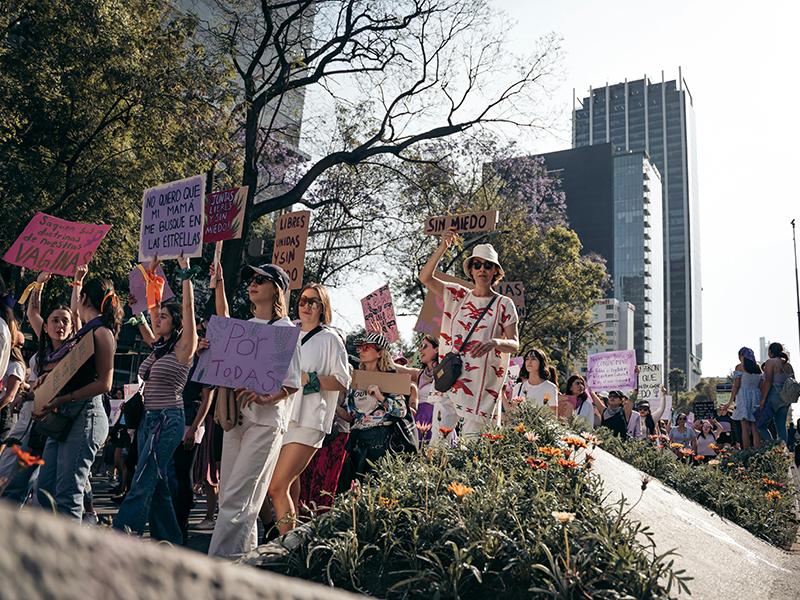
433, 294, 498, 393
775, 359, 800, 405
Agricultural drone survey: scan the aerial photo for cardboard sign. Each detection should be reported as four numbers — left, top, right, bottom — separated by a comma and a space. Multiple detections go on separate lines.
34, 334, 95, 411
127, 264, 175, 315
139, 174, 205, 261
351, 370, 412, 396
423, 210, 498, 235
716, 392, 732, 407
414, 272, 473, 338
637, 364, 662, 400
203, 186, 248, 243
361, 284, 400, 344
192, 315, 301, 395
557, 400, 575, 420
693, 401, 716, 421
272, 210, 310, 290
586, 349, 637, 391
493, 281, 524, 318
3, 213, 111, 277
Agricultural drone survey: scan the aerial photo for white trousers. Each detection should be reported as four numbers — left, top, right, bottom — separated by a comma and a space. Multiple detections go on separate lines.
208, 418, 283, 557
428, 395, 493, 444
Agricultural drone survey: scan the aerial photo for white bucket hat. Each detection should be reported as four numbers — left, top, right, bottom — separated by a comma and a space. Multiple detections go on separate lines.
463, 244, 504, 279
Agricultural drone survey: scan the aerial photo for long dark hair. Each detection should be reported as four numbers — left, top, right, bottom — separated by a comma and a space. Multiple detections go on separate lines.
81, 278, 122, 334
37, 304, 75, 374
519, 348, 549, 381
769, 342, 789, 363
548, 365, 559, 389
565, 374, 588, 402
742, 356, 761, 374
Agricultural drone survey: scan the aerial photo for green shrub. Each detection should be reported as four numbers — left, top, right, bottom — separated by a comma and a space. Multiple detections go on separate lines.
266, 405, 690, 599
596, 429, 797, 548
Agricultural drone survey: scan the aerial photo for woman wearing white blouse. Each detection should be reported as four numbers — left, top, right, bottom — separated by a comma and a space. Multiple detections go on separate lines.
268, 283, 350, 536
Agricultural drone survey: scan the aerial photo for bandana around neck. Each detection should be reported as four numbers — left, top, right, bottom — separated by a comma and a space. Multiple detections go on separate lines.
45, 316, 103, 364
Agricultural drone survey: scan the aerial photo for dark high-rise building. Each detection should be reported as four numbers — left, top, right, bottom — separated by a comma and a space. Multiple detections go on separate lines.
535, 144, 664, 367
572, 70, 702, 387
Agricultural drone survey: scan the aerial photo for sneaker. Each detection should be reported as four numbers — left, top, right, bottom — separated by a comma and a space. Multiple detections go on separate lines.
83, 512, 99, 527
195, 518, 216, 530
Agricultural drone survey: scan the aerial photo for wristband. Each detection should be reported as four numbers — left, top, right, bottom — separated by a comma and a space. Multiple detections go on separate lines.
71, 282, 82, 287
303, 372, 320, 395
19, 281, 44, 304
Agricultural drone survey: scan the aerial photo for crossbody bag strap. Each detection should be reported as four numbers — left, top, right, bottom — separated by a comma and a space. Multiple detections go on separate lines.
457, 294, 498, 354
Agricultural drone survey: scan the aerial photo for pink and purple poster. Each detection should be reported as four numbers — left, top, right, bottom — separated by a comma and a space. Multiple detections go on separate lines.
127, 264, 175, 315
2, 213, 111, 277
361, 284, 400, 344
192, 315, 301, 395
139, 174, 205, 261
586, 349, 637, 391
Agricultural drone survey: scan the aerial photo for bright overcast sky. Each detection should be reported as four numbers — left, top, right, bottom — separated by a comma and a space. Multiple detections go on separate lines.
323, 0, 800, 380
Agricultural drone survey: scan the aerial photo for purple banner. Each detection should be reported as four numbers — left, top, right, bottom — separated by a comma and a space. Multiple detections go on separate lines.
586, 349, 637, 391
192, 315, 300, 395
127, 264, 174, 315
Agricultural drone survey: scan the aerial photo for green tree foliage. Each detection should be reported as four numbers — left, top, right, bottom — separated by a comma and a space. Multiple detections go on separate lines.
667, 367, 686, 411
0, 0, 234, 297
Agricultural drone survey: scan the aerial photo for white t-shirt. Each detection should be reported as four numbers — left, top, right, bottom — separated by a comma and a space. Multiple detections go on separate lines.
1, 360, 25, 405
290, 327, 351, 433
574, 397, 596, 428
244, 316, 302, 432
514, 380, 558, 409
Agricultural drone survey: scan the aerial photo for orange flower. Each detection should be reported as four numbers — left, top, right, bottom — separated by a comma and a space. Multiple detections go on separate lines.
555, 458, 579, 469
481, 433, 505, 441
727, 462, 735, 466
678, 448, 694, 456
525, 457, 547, 469
708, 444, 719, 452
9, 445, 44, 468
514, 423, 526, 433
379, 496, 399, 507
447, 482, 474, 499
670, 443, 684, 449
561, 436, 588, 449
439, 427, 454, 437
773, 447, 785, 454
538, 446, 563, 458
693, 455, 705, 461
766, 491, 782, 501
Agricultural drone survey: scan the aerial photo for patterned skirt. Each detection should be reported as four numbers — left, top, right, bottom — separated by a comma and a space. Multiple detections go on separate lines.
297, 431, 349, 517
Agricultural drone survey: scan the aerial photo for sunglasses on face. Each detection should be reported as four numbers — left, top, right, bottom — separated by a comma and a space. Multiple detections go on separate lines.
298, 296, 322, 309
677, 418, 686, 422
638, 408, 650, 412
471, 260, 494, 271
250, 274, 272, 286
357, 344, 377, 353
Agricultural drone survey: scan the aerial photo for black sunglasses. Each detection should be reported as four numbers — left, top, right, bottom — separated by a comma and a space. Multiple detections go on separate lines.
471, 260, 494, 271
250, 274, 273, 286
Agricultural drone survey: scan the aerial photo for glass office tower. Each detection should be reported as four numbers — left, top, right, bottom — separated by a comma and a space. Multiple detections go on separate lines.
573, 70, 702, 387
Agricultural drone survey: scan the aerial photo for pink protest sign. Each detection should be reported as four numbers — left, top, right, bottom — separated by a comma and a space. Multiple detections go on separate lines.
139, 174, 205, 261
3, 213, 111, 277
192, 315, 301, 395
586, 349, 637, 391
414, 272, 473, 338
127, 264, 175, 315
203, 186, 248, 243
361, 284, 399, 344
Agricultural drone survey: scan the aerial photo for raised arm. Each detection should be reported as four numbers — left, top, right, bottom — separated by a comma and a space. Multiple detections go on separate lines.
418, 229, 459, 299
71, 265, 89, 329
651, 387, 668, 422
209, 261, 230, 318
26, 272, 50, 338
174, 252, 198, 366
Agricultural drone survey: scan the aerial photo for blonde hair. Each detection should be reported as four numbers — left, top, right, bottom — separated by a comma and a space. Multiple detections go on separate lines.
297, 283, 332, 324
250, 282, 288, 319
360, 347, 397, 373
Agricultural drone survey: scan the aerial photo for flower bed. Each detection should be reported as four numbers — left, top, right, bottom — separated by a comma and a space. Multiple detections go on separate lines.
592, 427, 797, 548
265, 406, 690, 599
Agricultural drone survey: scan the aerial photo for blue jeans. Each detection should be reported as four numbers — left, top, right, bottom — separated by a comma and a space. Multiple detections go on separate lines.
37, 397, 108, 521
757, 384, 790, 444
113, 408, 184, 544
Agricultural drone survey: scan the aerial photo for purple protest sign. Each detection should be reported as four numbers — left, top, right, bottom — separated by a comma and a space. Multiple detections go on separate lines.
127, 263, 174, 315
192, 315, 301, 395
139, 174, 205, 261
2, 213, 111, 277
361, 284, 400, 344
586, 349, 637, 391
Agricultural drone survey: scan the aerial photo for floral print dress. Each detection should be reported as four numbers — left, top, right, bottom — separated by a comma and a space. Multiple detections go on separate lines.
429, 283, 518, 426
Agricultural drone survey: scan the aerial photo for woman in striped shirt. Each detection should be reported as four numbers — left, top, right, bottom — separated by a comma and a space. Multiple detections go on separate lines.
113, 252, 197, 544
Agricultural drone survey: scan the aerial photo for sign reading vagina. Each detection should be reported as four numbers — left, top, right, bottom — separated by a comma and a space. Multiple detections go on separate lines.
361, 284, 400, 344
192, 315, 301, 394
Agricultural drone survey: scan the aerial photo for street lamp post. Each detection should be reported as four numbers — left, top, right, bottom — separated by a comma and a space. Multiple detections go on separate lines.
792, 220, 800, 357
565, 319, 619, 379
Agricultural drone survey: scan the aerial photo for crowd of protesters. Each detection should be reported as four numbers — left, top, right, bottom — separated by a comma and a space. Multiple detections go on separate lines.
0, 226, 797, 559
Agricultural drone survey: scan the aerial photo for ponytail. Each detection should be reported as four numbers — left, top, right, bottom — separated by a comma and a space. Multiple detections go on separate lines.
81, 278, 122, 335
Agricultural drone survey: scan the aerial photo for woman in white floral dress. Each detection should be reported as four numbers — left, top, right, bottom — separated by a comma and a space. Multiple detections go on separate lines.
419, 230, 519, 441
